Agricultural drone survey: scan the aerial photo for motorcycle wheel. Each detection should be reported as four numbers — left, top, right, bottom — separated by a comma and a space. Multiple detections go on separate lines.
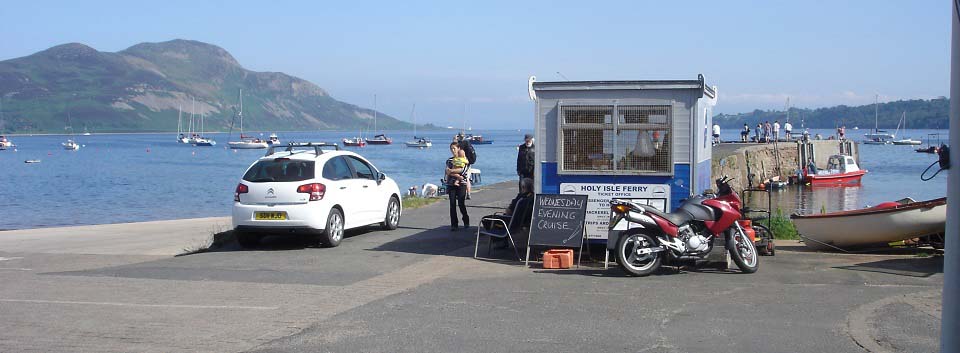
616, 231, 662, 277
727, 227, 759, 273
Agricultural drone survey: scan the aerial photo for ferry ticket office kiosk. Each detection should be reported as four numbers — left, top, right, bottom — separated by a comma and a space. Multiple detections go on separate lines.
529, 76, 718, 257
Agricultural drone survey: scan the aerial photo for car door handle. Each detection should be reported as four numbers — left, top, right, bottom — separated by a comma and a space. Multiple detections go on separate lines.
363, 185, 369, 188
340, 186, 347, 190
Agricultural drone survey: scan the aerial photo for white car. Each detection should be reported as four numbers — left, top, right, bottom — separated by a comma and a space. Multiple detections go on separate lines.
232, 143, 402, 248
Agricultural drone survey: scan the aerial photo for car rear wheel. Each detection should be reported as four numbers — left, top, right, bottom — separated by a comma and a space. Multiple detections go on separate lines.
320, 208, 344, 247
381, 196, 400, 230
236, 232, 261, 249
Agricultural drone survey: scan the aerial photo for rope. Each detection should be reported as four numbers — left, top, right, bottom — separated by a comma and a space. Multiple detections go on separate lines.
921, 160, 945, 181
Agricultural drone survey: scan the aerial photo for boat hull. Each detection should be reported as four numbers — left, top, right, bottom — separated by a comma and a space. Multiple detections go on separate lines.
892, 140, 922, 145
792, 198, 946, 250
366, 140, 392, 145
228, 141, 268, 149
805, 170, 866, 185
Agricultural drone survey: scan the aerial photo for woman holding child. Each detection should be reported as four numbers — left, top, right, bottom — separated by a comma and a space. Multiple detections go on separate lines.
445, 142, 470, 231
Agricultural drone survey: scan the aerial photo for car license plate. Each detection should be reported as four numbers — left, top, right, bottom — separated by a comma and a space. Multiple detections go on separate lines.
255, 211, 287, 220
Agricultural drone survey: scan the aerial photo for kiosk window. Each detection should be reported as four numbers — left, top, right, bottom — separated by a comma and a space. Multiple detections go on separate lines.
615, 105, 672, 174
560, 104, 672, 174
560, 105, 614, 172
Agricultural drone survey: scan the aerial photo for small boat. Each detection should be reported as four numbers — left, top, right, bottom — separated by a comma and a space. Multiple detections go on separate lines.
891, 112, 921, 145
62, 139, 80, 150
863, 137, 892, 145
193, 137, 217, 147
364, 95, 392, 145
863, 95, 894, 143
802, 154, 866, 185
791, 197, 947, 250
229, 135, 268, 149
24, 159, 40, 164
405, 137, 432, 148
365, 133, 393, 145
342, 137, 366, 147
267, 133, 280, 145
404, 104, 431, 148
465, 134, 493, 145
916, 133, 943, 153
0, 135, 15, 150
227, 89, 267, 149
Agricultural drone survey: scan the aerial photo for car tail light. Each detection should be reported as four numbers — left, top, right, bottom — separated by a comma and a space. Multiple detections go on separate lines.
234, 183, 248, 202
297, 183, 326, 201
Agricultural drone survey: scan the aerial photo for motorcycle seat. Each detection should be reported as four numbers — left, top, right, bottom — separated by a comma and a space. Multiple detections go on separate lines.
640, 204, 692, 226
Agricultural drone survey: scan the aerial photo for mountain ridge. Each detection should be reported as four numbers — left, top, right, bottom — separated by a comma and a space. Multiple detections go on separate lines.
715, 98, 949, 129
0, 39, 414, 133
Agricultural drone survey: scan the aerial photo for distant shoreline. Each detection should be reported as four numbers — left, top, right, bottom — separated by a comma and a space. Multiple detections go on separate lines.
2, 128, 531, 137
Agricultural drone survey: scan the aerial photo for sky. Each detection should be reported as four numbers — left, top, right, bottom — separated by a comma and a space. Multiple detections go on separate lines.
0, 0, 951, 129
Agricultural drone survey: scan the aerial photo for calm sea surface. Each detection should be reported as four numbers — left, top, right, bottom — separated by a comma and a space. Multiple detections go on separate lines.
0, 130, 530, 230
0, 128, 950, 230
720, 128, 950, 216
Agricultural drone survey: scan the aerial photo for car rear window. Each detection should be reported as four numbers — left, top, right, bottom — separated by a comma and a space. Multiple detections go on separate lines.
243, 159, 315, 183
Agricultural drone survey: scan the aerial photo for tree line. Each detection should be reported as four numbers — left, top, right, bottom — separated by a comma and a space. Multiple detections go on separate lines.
714, 97, 949, 129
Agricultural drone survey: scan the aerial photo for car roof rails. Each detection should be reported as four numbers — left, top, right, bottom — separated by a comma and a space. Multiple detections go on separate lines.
265, 142, 340, 157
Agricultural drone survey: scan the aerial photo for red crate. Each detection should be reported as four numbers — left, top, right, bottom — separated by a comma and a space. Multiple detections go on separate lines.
543, 249, 574, 269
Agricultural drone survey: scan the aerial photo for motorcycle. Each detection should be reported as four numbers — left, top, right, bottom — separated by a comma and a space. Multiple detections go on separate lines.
608, 176, 759, 276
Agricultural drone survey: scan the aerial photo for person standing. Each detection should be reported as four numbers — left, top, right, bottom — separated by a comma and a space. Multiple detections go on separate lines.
755, 123, 762, 142
516, 134, 535, 192
773, 120, 781, 141
763, 121, 772, 143
784, 121, 793, 141
740, 124, 750, 142
445, 142, 469, 231
455, 133, 476, 200
712, 123, 721, 145
838, 125, 846, 141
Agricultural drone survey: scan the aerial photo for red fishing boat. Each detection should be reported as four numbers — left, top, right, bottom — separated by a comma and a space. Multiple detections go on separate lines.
802, 154, 867, 185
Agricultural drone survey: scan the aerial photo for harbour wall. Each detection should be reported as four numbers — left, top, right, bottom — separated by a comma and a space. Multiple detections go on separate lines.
711, 140, 860, 190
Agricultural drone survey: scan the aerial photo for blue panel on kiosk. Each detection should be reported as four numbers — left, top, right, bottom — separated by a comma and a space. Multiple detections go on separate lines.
539, 162, 693, 212
694, 159, 712, 195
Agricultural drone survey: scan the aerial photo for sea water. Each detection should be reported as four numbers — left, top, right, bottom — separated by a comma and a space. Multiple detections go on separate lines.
0, 130, 530, 229
0, 128, 950, 229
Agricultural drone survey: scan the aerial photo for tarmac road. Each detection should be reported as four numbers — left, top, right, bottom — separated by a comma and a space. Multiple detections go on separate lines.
0, 182, 944, 352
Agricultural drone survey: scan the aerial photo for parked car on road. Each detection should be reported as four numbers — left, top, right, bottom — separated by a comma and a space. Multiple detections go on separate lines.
232, 143, 402, 248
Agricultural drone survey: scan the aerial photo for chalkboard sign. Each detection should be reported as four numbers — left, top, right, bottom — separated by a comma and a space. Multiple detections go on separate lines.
527, 194, 589, 247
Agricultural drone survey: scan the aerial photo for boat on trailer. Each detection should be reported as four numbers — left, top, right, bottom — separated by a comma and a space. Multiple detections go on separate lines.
791, 197, 947, 250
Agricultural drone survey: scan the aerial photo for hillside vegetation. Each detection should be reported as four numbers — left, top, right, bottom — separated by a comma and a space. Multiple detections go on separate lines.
715, 98, 949, 129
0, 40, 415, 133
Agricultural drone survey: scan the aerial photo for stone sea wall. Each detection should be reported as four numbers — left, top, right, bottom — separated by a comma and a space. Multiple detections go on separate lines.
711, 140, 859, 190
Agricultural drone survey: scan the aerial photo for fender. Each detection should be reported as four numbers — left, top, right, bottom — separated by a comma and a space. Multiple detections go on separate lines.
702, 198, 741, 235
650, 214, 679, 237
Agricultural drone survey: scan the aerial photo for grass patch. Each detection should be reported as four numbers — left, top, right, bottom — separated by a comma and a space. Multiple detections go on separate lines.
768, 208, 800, 240
402, 195, 444, 209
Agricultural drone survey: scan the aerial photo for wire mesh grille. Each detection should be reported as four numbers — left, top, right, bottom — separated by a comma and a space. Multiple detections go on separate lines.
616, 105, 671, 173
560, 105, 613, 171
560, 104, 672, 174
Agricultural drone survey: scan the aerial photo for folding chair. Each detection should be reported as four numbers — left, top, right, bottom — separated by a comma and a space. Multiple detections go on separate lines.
474, 205, 523, 261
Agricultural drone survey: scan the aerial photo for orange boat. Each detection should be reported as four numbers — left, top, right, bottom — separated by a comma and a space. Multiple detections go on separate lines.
802, 154, 867, 186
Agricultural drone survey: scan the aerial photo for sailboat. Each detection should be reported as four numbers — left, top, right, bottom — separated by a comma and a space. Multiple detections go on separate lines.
863, 94, 894, 144
0, 98, 15, 150
404, 104, 431, 148
176, 104, 190, 143
192, 111, 216, 146
228, 89, 268, 149
62, 110, 80, 151
364, 95, 392, 145
892, 111, 921, 145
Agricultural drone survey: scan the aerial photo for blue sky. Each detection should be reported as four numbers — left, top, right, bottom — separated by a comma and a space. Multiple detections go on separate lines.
0, 1, 950, 128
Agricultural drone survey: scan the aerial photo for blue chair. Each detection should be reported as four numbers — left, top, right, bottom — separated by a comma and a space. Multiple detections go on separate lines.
474, 200, 527, 261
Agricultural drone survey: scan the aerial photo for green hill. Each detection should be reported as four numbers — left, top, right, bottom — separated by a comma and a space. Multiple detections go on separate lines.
715, 98, 949, 129
0, 39, 414, 133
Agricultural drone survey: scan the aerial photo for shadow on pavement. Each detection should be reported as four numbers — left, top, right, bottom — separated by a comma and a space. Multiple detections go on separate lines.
834, 256, 944, 278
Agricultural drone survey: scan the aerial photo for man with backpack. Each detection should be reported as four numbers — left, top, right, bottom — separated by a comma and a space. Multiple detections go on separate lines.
516, 134, 535, 192
456, 133, 477, 199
